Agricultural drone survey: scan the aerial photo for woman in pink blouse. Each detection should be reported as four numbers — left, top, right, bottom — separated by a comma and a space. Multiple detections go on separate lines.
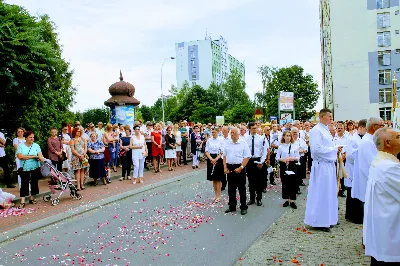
47, 128, 63, 171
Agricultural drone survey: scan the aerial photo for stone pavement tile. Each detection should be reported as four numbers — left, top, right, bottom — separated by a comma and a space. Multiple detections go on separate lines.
235, 192, 369, 266
0, 163, 201, 233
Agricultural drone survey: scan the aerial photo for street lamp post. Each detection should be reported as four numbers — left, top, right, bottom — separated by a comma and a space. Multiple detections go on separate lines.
161, 56, 175, 123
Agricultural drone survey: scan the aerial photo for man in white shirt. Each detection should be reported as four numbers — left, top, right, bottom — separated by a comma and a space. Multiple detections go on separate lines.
239, 126, 247, 142
302, 121, 312, 172
0, 131, 14, 188
223, 128, 251, 215
245, 122, 269, 206
304, 109, 341, 232
352, 117, 383, 223
363, 127, 400, 264
95, 122, 105, 140
269, 124, 282, 186
218, 126, 231, 191
291, 127, 308, 193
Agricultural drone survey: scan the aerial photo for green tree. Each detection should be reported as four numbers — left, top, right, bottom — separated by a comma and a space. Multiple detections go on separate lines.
257, 65, 319, 121
222, 68, 250, 109
0, 3, 76, 147
189, 103, 217, 124
81, 107, 110, 125
140, 105, 153, 122
229, 104, 255, 123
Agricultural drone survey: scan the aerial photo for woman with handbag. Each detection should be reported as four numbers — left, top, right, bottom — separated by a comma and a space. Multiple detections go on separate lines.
47, 128, 64, 171
70, 127, 89, 191
119, 126, 132, 181
165, 125, 176, 171
16, 131, 45, 209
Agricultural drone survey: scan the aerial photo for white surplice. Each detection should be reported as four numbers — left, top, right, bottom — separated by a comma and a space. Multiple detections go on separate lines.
343, 134, 360, 187
304, 123, 338, 227
363, 151, 400, 262
352, 133, 377, 202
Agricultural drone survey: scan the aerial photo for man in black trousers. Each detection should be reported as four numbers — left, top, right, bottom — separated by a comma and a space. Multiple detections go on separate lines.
246, 122, 270, 206
223, 128, 251, 215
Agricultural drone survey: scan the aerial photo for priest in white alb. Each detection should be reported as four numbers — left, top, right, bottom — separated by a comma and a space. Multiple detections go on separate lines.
364, 127, 400, 264
352, 117, 383, 222
304, 109, 340, 232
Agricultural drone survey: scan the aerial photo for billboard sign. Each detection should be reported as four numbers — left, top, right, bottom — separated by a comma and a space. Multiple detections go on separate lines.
279, 91, 294, 111
110, 105, 135, 127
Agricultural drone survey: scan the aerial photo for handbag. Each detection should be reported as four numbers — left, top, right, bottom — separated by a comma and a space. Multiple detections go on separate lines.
60, 139, 67, 161
17, 145, 34, 175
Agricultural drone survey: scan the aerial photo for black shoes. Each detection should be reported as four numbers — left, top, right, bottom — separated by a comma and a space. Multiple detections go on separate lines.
283, 201, 290, 207
256, 200, 262, 206
270, 181, 277, 186
262, 189, 267, 193
290, 202, 297, 209
225, 208, 247, 215
297, 189, 302, 195
315, 227, 331, 232
247, 200, 255, 205
7, 184, 16, 188
300, 182, 306, 186
225, 209, 236, 213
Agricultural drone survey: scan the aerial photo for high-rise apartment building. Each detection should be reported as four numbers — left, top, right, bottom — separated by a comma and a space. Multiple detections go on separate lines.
320, 0, 400, 121
175, 36, 245, 89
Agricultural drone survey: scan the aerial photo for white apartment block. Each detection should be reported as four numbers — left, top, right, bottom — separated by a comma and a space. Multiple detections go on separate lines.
175, 36, 245, 90
320, 0, 400, 121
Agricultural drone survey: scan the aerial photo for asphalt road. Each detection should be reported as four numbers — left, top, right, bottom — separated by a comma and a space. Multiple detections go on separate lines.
0, 169, 289, 266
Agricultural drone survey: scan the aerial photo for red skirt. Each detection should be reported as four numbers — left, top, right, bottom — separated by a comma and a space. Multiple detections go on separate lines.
104, 146, 111, 163
152, 144, 164, 157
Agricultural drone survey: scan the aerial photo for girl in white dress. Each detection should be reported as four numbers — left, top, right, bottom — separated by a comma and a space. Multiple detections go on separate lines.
13, 128, 26, 189
131, 125, 148, 184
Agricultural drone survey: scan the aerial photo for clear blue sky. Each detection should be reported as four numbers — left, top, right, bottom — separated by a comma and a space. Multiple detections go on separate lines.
8, 0, 323, 112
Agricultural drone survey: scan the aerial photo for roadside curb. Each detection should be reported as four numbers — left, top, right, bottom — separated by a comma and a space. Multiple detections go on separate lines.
0, 168, 203, 244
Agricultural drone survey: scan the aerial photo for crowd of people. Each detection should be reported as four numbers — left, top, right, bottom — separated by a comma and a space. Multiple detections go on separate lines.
0, 111, 399, 264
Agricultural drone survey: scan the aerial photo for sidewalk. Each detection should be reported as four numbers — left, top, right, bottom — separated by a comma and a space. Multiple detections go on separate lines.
0, 162, 199, 235
235, 191, 370, 266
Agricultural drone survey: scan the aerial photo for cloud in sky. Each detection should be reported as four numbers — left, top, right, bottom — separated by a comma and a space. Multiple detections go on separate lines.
8, 0, 323, 112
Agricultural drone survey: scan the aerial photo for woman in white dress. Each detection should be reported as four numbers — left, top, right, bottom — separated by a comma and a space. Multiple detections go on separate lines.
61, 125, 72, 172
13, 128, 25, 189
173, 124, 182, 167
131, 125, 148, 184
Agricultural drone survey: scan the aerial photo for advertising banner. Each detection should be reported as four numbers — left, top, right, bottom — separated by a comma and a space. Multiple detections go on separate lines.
216, 116, 225, 125
110, 105, 135, 127
279, 91, 294, 111
393, 108, 400, 131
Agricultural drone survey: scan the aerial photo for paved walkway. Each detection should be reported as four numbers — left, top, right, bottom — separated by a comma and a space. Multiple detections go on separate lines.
235, 191, 370, 266
0, 162, 199, 233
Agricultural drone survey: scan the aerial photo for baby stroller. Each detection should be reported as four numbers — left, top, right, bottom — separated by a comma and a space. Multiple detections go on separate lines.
40, 160, 82, 206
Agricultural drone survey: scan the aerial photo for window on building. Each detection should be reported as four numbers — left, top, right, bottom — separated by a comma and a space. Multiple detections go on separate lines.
379, 107, 391, 120
396, 10, 399, 15
396, 49, 400, 53
377, 31, 391, 46
379, 88, 392, 102
377, 13, 391, 28
378, 51, 391, 65
377, 0, 390, 9
396, 30, 400, 34
379, 69, 391, 84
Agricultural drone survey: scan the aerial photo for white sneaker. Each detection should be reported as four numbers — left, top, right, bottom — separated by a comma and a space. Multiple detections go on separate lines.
119, 177, 123, 181
127, 176, 132, 180
133, 179, 137, 184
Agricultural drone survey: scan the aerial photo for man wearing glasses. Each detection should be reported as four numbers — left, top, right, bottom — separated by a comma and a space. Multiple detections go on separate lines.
352, 117, 384, 224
